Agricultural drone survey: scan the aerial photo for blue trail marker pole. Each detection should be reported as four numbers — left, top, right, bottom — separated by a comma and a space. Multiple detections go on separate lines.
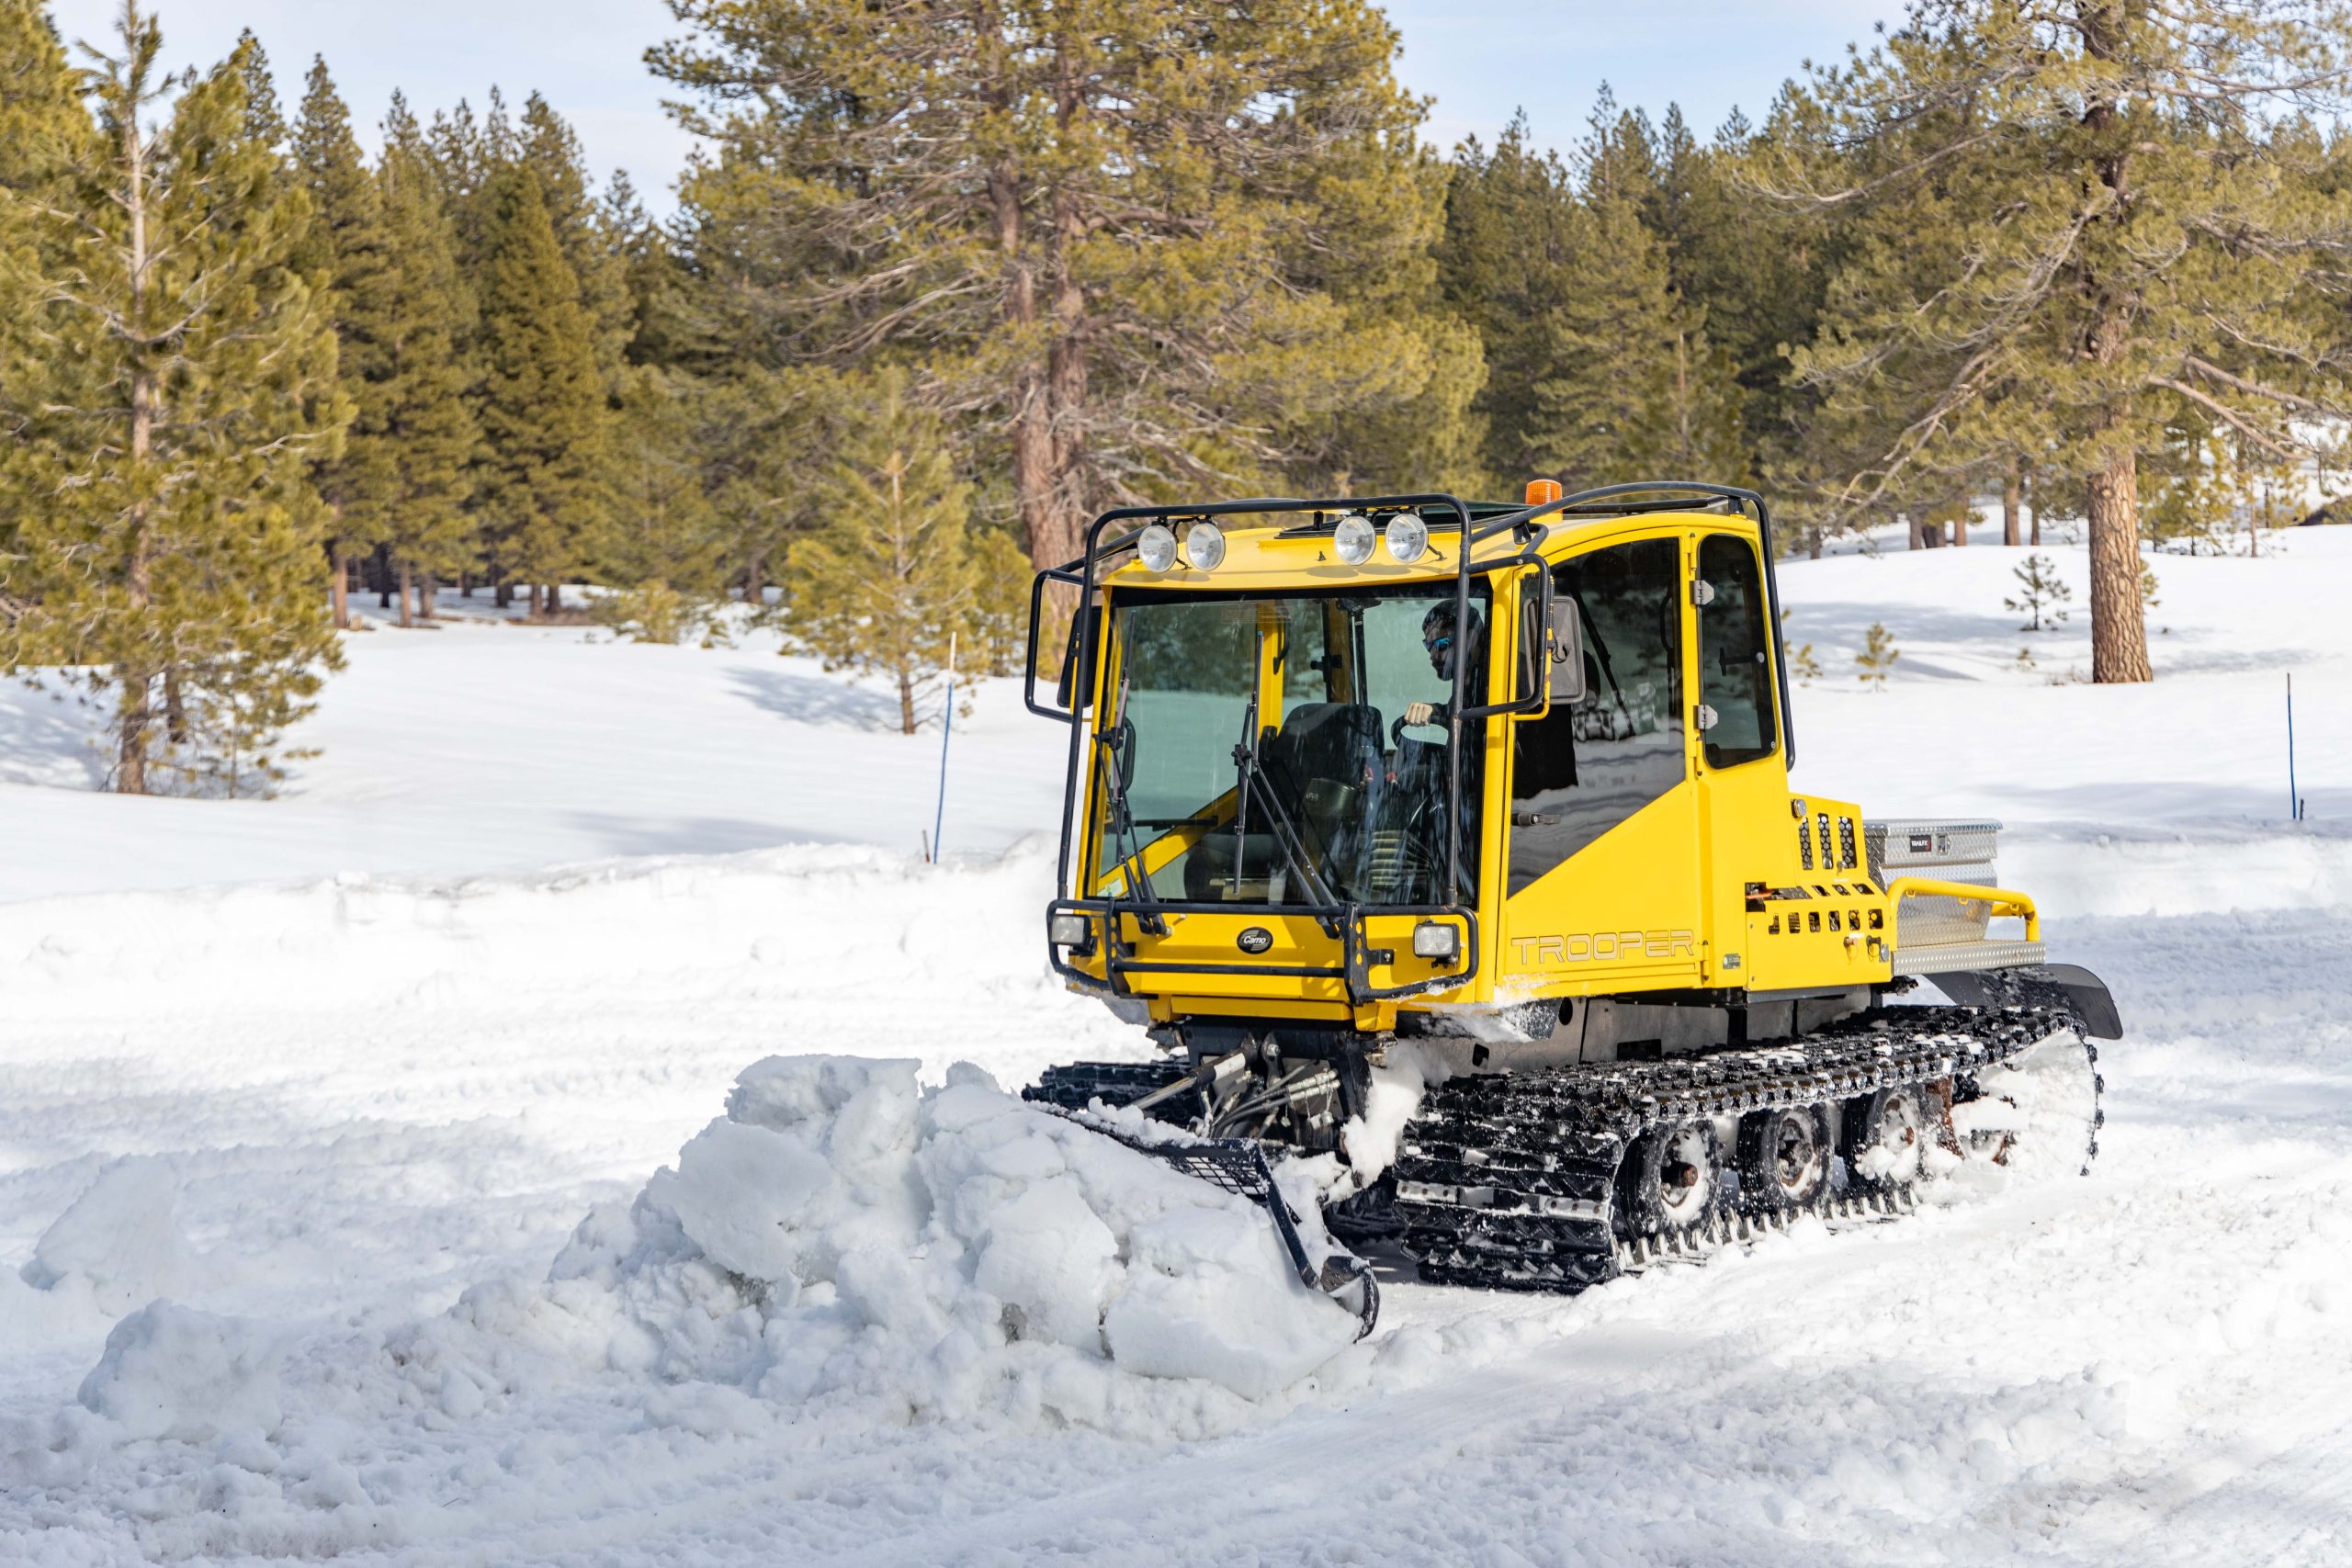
2288, 671, 2299, 823
932, 632, 956, 862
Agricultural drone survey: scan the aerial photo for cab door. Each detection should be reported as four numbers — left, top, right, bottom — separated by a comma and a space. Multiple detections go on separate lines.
1690, 529, 1793, 981
1498, 533, 1705, 997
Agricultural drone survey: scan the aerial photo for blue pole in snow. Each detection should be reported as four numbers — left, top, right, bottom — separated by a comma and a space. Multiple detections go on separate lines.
2287, 671, 2299, 823
932, 633, 956, 861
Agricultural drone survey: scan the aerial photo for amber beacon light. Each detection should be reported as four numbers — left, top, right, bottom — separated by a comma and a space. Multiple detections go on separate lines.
1524, 478, 1564, 505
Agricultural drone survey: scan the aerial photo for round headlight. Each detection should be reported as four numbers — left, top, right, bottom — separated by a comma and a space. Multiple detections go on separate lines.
1384, 513, 1429, 564
1182, 521, 1226, 570
1136, 523, 1178, 573
1333, 513, 1376, 566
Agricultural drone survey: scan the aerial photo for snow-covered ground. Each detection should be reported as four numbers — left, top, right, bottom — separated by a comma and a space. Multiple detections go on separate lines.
2, 532, 2349, 1563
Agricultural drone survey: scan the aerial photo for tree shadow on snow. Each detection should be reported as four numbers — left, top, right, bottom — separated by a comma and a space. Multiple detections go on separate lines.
0, 679, 109, 789
562, 811, 832, 859
727, 667, 906, 733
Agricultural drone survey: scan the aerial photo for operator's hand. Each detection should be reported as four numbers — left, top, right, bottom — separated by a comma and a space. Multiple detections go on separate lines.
1404, 701, 1436, 727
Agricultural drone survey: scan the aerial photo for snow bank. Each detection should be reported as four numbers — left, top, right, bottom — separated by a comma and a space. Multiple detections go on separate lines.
75, 1302, 285, 1445
473, 1055, 1362, 1413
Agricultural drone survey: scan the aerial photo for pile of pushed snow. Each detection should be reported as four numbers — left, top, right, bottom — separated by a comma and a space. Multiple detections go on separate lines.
0, 1057, 1373, 1544
478, 1055, 1363, 1413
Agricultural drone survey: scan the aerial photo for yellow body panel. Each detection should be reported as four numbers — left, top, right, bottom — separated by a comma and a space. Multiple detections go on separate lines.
1064, 506, 1907, 1029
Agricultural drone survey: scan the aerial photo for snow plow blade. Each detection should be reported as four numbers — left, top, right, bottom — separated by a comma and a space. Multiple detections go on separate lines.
1033, 1103, 1378, 1339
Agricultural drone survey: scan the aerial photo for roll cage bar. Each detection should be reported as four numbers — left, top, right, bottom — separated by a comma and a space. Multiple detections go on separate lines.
1022, 479, 1792, 1005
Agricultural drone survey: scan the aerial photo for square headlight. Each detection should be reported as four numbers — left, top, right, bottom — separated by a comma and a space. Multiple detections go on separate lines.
1049, 912, 1091, 948
1411, 921, 1461, 962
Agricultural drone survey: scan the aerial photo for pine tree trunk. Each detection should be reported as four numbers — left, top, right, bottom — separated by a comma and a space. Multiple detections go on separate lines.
1808, 526, 1823, 560
398, 562, 414, 629
419, 571, 436, 621
495, 577, 514, 609
899, 665, 917, 736
460, 571, 473, 598
993, 152, 1089, 633
2086, 453, 2153, 683
115, 671, 150, 795
376, 544, 393, 607
2003, 465, 2022, 547
744, 550, 765, 606
1951, 510, 1968, 547
1906, 512, 1924, 550
332, 547, 351, 629
116, 79, 155, 796
164, 669, 187, 746
528, 581, 544, 617
546, 582, 562, 613
2029, 468, 2041, 545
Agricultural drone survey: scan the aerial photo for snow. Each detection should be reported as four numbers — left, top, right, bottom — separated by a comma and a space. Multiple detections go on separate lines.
0, 531, 2349, 1562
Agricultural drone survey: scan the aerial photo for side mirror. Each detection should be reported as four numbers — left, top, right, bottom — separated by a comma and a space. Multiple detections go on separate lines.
1050, 605, 1098, 714
1547, 598, 1588, 705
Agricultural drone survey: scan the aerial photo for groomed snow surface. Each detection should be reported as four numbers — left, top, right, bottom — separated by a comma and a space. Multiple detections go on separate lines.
3, 532, 2351, 1563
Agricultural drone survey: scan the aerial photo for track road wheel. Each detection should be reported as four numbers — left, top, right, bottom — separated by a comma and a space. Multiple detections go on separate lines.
1618, 1120, 1723, 1239
1738, 1104, 1829, 1213
1841, 1085, 1928, 1191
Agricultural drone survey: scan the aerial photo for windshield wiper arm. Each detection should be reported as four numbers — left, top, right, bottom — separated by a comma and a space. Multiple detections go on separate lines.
1097, 675, 1167, 935
1230, 701, 1340, 910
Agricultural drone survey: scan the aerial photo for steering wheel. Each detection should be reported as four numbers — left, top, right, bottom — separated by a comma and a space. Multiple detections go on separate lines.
1391, 710, 1444, 745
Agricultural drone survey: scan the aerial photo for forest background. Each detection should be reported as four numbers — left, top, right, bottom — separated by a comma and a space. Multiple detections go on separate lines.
3, 0, 2351, 790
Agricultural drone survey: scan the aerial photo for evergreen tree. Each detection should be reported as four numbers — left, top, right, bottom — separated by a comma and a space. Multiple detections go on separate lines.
1856, 622, 1899, 689
1526, 188, 1747, 489
475, 163, 606, 611
230, 28, 286, 152
1441, 117, 1578, 487
786, 368, 978, 735
0, 0, 94, 581
1767, 0, 2352, 682
2006, 553, 2073, 630
517, 93, 630, 385
654, 0, 1452, 583
0, 2, 345, 794
291, 58, 390, 626
362, 108, 481, 613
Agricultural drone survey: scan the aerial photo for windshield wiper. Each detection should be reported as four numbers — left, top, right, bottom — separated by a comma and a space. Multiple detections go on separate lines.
1230, 694, 1340, 912
1097, 674, 1168, 935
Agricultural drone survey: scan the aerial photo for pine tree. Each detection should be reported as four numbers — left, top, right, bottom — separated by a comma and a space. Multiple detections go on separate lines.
786, 368, 978, 736
230, 29, 286, 152
1856, 622, 1899, 689
291, 58, 390, 627
0, 2, 345, 795
2006, 554, 2073, 631
516, 93, 630, 387
1442, 117, 1578, 487
363, 107, 481, 614
475, 163, 606, 611
1526, 188, 1747, 489
1769, 0, 2352, 683
0, 0, 95, 582
653, 0, 1446, 583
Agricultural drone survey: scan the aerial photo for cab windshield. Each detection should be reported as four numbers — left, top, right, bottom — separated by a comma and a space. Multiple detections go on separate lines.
1094, 583, 1488, 908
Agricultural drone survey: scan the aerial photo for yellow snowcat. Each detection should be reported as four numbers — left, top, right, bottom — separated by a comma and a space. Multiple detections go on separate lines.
1022, 482, 2115, 1334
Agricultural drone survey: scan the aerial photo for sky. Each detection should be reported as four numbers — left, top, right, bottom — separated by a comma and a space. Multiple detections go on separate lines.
46, 1, 1905, 209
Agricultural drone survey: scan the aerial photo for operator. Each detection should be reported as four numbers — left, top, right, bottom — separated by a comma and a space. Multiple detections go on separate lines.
1401, 600, 1484, 731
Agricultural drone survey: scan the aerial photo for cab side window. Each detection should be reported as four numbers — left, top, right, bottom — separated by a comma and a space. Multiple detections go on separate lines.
1696, 535, 1776, 769
1508, 538, 1685, 895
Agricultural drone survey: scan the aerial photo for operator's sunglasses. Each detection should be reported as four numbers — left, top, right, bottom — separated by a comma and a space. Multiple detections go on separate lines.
1425, 634, 1453, 653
